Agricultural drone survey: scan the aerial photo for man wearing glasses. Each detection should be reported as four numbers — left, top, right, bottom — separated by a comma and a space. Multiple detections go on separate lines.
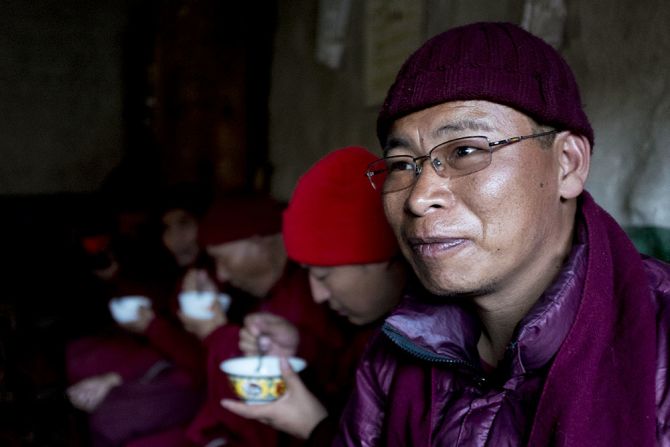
335, 22, 670, 446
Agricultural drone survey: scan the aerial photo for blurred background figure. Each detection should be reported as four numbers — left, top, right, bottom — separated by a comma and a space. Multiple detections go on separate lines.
63, 184, 207, 447
179, 193, 361, 447
223, 146, 409, 444
156, 182, 212, 271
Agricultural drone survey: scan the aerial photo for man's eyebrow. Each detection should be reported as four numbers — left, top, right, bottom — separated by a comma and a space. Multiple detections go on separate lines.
383, 119, 495, 155
434, 120, 495, 138
382, 136, 410, 156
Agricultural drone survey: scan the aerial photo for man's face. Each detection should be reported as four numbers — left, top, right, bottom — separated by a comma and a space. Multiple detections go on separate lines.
162, 209, 200, 267
307, 262, 402, 325
383, 100, 566, 297
206, 238, 270, 296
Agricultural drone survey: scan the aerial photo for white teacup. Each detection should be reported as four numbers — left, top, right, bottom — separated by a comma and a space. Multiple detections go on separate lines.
108, 295, 151, 323
178, 291, 231, 319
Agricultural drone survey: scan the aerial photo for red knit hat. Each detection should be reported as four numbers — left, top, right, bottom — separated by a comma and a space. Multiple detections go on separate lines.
283, 146, 398, 266
198, 194, 284, 247
377, 22, 594, 147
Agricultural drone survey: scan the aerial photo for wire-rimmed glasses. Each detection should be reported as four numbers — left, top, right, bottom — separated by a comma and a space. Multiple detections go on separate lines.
365, 130, 559, 193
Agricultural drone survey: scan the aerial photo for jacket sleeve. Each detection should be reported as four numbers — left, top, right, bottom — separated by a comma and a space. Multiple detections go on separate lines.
144, 316, 207, 385
184, 323, 242, 445
65, 334, 163, 384
644, 257, 670, 443
333, 332, 394, 447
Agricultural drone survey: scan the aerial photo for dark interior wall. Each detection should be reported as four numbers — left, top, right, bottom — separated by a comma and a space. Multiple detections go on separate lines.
0, 0, 278, 303
0, 1, 278, 313
0, 0, 127, 195
268, 0, 669, 234
0, 2, 145, 439
149, 1, 276, 193
268, 0, 380, 200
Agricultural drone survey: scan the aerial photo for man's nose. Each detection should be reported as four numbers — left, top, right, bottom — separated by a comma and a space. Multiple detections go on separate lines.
309, 276, 331, 303
405, 161, 454, 216
215, 261, 231, 283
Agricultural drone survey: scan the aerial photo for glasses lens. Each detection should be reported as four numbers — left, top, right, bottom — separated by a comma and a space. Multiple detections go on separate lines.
367, 137, 494, 193
432, 136, 492, 176
367, 156, 415, 193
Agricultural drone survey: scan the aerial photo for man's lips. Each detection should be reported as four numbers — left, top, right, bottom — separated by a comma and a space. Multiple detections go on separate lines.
406, 236, 468, 257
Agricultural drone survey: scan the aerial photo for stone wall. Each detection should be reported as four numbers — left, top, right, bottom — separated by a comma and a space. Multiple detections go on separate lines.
268, 0, 670, 238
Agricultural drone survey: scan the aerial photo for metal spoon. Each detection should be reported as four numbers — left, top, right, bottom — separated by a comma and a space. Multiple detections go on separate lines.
255, 335, 266, 372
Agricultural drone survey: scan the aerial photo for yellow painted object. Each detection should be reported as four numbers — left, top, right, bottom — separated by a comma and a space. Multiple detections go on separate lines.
228, 375, 287, 403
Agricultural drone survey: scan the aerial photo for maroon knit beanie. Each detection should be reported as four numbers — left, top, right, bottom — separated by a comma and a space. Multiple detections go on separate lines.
283, 146, 398, 266
198, 194, 283, 247
377, 22, 594, 147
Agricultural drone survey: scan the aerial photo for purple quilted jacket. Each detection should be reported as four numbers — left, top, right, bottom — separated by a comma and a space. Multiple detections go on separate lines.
334, 194, 670, 446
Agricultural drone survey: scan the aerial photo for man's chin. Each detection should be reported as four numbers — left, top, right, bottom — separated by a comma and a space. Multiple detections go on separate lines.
419, 276, 496, 300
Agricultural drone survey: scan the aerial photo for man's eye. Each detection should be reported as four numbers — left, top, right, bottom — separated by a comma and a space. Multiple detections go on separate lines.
451, 145, 480, 158
387, 159, 414, 172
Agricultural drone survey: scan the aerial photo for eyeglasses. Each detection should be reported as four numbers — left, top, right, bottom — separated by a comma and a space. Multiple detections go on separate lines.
366, 129, 559, 193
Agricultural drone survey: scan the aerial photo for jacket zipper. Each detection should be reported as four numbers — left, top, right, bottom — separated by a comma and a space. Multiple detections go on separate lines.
382, 322, 474, 368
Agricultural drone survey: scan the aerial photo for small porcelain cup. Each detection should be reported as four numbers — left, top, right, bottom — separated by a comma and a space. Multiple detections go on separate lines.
108, 296, 151, 324
178, 291, 231, 319
220, 356, 307, 404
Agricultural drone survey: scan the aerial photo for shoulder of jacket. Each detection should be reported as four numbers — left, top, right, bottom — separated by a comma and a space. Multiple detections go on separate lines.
642, 256, 670, 303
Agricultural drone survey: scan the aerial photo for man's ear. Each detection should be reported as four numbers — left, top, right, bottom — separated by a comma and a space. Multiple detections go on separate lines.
556, 132, 591, 200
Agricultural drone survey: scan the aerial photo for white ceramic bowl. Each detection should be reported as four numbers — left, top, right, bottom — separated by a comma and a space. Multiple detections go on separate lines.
108, 295, 151, 323
220, 356, 306, 404
178, 291, 231, 319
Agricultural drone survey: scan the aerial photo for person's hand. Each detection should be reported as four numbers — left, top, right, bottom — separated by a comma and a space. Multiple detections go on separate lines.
220, 357, 327, 440
119, 305, 154, 334
239, 313, 299, 357
178, 268, 227, 340
66, 372, 122, 413
182, 268, 217, 293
